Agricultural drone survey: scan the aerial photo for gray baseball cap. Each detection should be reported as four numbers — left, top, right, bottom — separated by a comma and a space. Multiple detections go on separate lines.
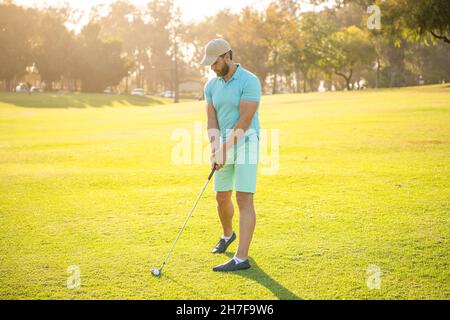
200, 38, 232, 66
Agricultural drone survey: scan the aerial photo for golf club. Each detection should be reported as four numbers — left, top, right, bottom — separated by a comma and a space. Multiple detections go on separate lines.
151, 166, 216, 277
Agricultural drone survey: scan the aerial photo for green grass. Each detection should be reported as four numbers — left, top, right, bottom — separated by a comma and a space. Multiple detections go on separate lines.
0, 92, 178, 109
0, 86, 449, 299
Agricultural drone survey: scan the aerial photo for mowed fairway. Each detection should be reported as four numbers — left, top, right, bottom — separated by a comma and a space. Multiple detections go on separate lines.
0, 86, 449, 299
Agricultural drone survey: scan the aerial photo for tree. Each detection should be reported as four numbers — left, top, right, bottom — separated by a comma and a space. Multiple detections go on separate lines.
400, 0, 450, 44
226, 7, 270, 91
145, 0, 173, 92
0, 3, 36, 91
181, 8, 237, 87
262, 3, 290, 94
33, 12, 74, 91
338, 0, 450, 44
296, 11, 338, 92
96, 1, 140, 92
169, 6, 182, 102
74, 23, 133, 92
327, 26, 375, 89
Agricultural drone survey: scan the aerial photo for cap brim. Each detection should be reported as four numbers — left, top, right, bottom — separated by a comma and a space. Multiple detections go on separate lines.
200, 54, 217, 66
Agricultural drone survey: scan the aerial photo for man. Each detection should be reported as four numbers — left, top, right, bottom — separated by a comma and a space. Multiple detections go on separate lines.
200, 38, 261, 272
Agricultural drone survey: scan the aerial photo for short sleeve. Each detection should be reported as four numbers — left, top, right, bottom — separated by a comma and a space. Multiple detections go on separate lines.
204, 81, 213, 103
241, 76, 261, 102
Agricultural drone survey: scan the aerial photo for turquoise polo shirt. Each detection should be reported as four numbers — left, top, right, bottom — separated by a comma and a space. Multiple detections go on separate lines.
204, 63, 261, 140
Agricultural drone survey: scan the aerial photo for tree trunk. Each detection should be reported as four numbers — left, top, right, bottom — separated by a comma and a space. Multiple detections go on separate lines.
327, 73, 333, 91
6, 79, 12, 92
295, 69, 301, 93
300, 68, 308, 93
430, 30, 450, 44
272, 73, 277, 94
389, 69, 397, 88
376, 57, 380, 88
260, 75, 266, 94
173, 41, 179, 103
387, 42, 406, 87
335, 69, 353, 90
272, 52, 278, 94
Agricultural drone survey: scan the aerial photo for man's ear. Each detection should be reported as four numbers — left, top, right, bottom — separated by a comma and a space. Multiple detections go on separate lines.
224, 52, 231, 63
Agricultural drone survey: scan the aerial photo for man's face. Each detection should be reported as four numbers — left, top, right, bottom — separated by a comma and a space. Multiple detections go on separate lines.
211, 55, 229, 77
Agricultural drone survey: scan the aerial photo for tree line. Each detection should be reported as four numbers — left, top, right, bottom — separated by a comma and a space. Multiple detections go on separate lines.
0, 0, 449, 96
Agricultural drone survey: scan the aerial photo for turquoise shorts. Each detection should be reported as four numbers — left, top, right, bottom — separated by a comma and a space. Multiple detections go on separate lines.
214, 134, 259, 194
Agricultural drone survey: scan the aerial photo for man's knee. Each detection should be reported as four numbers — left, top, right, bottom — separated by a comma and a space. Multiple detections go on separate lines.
236, 191, 253, 209
216, 191, 232, 206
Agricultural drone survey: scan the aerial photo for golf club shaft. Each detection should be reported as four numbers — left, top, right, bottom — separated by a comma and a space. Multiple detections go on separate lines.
160, 167, 216, 270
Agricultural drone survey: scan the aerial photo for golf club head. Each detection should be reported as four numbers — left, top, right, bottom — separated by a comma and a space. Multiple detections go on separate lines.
151, 268, 161, 277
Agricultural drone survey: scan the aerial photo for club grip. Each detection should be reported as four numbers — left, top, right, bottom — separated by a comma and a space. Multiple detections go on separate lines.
208, 166, 216, 180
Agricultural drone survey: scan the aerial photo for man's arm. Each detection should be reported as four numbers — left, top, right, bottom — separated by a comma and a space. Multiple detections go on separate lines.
212, 75, 261, 169
213, 100, 258, 169
222, 100, 258, 151
206, 102, 220, 156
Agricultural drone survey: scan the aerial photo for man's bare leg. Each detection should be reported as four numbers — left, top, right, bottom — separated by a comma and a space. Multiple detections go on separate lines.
235, 191, 256, 260
216, 191, 234, 237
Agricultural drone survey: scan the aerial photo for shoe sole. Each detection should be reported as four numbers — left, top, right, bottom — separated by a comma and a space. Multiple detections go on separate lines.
213, 264, 251, 272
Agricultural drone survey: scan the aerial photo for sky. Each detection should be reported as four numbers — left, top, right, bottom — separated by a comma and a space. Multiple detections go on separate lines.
14, 0, 275, 23
13, 0, 333, 35
13, 1, 330, 27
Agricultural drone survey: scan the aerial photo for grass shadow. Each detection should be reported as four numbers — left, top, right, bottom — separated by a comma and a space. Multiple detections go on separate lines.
224, 252, 302, 300
0, 92, 168, 109
163, 274, 210, 300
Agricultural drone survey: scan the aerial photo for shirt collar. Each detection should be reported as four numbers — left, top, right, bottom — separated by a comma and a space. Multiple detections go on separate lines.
230, 63, 242, 80
220, 63, 242, 83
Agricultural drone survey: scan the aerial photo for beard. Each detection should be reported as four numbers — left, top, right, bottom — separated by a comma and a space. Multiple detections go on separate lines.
215, 63, 229, 77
